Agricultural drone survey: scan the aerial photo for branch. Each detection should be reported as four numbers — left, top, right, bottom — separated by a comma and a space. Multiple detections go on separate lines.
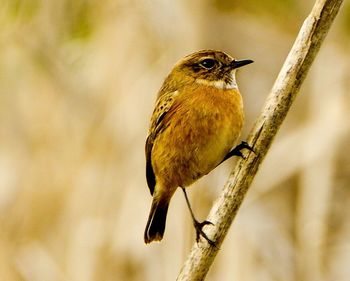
177, 0, 344, 280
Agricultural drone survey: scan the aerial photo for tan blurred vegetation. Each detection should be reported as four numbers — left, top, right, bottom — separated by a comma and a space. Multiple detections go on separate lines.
0, 0, 349, 280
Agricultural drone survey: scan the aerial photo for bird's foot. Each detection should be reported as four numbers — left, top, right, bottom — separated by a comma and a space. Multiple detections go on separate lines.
224, 141, 255, 161
233, 141, 255, 158
193, 220, 216, 247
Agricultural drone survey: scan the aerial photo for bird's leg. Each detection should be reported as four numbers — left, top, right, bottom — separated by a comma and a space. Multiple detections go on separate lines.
221, 141, 255, 164
181, 188, 216, 246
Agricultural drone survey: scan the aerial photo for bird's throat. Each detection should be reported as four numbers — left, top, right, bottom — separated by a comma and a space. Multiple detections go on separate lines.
195, 72, 238, 90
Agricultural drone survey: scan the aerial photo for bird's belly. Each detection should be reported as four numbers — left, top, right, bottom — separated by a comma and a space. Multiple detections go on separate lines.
152, 90, 243, 188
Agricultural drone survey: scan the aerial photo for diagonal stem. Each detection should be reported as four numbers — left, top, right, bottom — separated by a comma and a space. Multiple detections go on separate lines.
177, 0, 344, 280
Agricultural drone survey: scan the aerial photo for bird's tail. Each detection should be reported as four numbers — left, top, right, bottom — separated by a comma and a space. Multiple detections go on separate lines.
144, 197, 169, 243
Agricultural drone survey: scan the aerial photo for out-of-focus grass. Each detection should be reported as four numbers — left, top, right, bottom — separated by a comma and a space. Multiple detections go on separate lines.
0, 1, 349, 281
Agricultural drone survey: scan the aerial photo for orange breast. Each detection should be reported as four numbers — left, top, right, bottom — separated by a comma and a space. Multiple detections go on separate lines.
152, 84, 244, 189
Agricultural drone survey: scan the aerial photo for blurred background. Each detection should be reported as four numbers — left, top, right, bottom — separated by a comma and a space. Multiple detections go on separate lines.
0, 0, 349, 280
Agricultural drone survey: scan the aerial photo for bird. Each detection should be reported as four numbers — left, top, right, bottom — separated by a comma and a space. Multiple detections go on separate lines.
144, 49, 253, 245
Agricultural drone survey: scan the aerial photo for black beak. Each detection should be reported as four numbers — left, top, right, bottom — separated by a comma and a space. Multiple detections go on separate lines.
231, 59, 254, 69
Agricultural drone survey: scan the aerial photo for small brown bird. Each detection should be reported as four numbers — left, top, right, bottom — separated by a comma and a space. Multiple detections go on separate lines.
144, 50, 253, 245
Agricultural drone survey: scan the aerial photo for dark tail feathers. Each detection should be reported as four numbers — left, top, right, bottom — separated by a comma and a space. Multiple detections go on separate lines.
144, 198, 169, 243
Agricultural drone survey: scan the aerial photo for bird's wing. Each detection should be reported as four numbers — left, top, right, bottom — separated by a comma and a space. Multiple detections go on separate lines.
145, 91, 179, 195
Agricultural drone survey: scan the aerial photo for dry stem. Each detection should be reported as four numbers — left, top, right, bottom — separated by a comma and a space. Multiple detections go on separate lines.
177, 0, 344, 280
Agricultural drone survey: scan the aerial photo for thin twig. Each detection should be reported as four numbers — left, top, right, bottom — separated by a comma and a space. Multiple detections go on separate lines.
177, 0, 344, 280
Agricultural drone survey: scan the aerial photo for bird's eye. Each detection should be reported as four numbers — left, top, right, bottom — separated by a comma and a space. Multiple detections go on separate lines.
199, 58, 216, 69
